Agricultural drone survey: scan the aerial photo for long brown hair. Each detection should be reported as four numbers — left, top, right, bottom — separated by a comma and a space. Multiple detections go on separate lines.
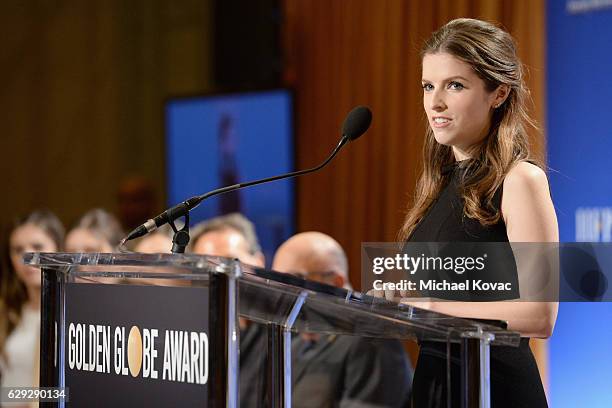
0, 210, 64, 352
399, 18, 538, 240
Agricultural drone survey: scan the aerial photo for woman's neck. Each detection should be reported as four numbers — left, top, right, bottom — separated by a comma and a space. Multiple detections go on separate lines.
452, 146, 472, 161
25, 286, 41, 310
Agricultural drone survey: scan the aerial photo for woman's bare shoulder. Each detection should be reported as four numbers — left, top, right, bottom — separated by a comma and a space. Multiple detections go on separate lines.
502, 161, 558, 242
504, 161, 549, 193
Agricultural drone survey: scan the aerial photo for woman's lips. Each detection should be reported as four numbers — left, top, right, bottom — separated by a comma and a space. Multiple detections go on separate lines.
432, 117, 452, 128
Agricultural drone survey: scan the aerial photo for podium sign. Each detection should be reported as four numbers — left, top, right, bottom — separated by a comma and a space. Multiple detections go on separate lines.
64, 283, 209, 406
29, 253, 239, 408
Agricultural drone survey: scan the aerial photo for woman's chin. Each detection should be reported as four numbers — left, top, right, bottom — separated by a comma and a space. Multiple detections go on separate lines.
433, 132, 457, 146
18, 267, 42, 288
24, 277, 42, 290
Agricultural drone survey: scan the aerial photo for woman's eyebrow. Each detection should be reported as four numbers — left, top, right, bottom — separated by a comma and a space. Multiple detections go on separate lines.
421, 75, 470, 83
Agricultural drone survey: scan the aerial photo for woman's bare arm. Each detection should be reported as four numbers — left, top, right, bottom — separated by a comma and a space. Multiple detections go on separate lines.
400, 162, 559, 338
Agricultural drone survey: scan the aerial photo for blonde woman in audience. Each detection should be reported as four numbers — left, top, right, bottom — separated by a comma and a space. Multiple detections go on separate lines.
65, 208, 123, 253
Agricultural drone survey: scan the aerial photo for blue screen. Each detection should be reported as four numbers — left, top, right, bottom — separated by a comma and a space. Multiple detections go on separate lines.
165, 90, 294, 264
546, 2, 612, 406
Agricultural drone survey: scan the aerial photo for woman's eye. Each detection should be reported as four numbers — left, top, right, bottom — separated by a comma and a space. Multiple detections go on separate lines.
422, 83, 434, 92
32, 243, 45, 251
10, 246, 22, 255
448, 81, 464, 90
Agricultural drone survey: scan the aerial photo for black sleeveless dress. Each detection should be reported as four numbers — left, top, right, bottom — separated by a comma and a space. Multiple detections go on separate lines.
408, 162, 548, 408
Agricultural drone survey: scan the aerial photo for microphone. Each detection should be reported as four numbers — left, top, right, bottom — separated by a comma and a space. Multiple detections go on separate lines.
121, 105, 372, 246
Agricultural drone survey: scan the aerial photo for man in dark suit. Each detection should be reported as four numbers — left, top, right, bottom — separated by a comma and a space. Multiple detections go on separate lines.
191, 213, 268, 407
273, 232, 414, 408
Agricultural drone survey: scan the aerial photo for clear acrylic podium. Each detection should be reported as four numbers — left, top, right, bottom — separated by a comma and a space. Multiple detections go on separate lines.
25, 252, 521, 408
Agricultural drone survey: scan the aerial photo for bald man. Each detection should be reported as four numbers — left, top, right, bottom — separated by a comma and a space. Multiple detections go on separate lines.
273, 231, 352, 287
273, 232, 413, 408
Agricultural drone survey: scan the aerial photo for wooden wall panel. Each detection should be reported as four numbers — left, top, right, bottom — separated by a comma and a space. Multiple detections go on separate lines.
0, 0, 213, 228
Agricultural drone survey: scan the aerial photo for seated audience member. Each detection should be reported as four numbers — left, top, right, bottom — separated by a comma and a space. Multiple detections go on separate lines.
0, 210, 64, 389
133, 227, 184, 286
272, 232, 414, 408
190, 213, 265, 268
190, 213, 267, 407
134, 226, 173, 254
65, 208, 123, 253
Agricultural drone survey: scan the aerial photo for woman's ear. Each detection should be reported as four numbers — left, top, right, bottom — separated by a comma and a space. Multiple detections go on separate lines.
492, 84, 510, 109
333, 274, 346, 289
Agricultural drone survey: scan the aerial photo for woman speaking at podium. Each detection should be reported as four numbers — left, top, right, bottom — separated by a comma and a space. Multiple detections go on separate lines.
399, 19, 558, 407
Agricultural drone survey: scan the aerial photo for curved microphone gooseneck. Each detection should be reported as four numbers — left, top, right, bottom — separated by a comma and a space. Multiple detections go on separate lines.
121, 105, 372, 253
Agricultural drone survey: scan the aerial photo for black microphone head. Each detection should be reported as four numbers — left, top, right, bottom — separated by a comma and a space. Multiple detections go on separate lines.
341, 106, 372, 141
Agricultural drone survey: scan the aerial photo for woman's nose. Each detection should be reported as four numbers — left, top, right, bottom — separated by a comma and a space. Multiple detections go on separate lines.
430, 90, 447, 111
